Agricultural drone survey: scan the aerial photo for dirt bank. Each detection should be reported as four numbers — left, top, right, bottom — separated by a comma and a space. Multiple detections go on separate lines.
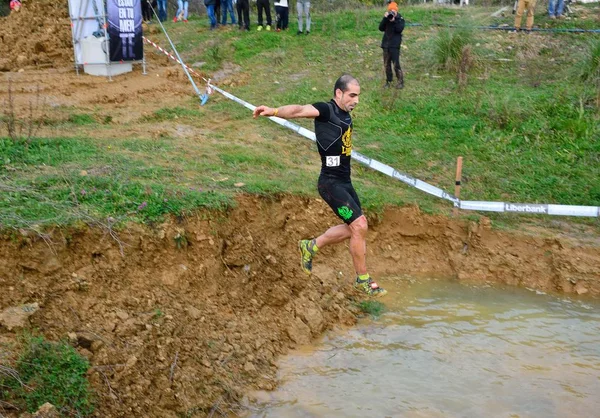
0, 0, 72, 71
1, 195, 599, 416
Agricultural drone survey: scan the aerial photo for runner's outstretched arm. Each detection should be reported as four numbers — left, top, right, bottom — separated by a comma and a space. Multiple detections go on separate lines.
253, 104, 319, 119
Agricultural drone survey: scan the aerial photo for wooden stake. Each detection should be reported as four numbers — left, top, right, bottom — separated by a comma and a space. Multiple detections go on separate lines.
453, 156, 463, 217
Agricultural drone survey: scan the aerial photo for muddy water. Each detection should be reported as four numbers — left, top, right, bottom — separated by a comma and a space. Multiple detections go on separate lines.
248, 278, 600, 417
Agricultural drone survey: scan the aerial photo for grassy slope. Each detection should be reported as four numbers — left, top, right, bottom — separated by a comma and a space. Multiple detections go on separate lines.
1, 4, 599, 229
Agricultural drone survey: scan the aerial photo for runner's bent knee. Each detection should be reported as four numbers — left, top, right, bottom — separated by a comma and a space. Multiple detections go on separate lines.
349, 215, 368, 236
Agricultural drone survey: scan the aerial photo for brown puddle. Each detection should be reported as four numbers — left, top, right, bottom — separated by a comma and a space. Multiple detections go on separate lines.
247, 278, 600, 417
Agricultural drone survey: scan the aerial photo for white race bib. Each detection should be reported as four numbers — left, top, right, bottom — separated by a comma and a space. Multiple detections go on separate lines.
326, 156, 340, 167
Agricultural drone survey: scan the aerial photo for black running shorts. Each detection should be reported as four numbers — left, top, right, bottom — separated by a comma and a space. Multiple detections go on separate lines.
317, 175, 363, 225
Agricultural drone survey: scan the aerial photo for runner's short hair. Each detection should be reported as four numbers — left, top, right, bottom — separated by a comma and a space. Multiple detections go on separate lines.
333, 74, 359, 96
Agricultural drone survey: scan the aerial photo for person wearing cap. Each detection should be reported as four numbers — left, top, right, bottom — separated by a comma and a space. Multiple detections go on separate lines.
379, 1, 405, 89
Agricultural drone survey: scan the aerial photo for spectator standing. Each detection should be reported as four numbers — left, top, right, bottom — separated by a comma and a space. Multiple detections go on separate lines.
256, 0, 272, 31
205, 0, 218, 29
379, 1, 405, 88
157, 0, 167, 21
142, 0, 151, 22
514, 0, 537, 32
221, 0, 237, 24
548, 0, 564, 19
174, 0, 189, 22
215, 0, 222, 26
297, 0, 310, 35
237, 0, 250, 30
275, 0, 289, 31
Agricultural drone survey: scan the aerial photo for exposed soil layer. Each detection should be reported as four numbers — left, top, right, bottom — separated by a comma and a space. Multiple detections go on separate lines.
0, 0, 72, 71
1, 195, 600, 416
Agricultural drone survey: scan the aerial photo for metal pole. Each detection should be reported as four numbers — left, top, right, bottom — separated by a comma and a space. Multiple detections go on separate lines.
149, 3, 204, 99
98, 0, 112, 81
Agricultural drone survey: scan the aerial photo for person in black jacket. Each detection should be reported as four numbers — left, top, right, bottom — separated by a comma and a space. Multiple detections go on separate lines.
379, 1, 405, 89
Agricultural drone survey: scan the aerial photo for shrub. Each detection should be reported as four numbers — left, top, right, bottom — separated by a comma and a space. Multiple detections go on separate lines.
0, 336, 94, 416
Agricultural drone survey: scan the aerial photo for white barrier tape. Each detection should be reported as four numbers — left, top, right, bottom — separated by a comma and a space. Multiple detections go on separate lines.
206, 85, 600, 218
459, 201, 600, 217
352, 152, 458, 204
143, 36, 205, 80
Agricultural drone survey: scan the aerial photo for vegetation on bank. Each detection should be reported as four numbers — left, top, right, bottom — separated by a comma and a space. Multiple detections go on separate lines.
1, 4, 599, 230
0, 335, 94, 416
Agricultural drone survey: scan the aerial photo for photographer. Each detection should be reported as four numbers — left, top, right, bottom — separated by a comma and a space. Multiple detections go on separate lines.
379, 1, 405, 89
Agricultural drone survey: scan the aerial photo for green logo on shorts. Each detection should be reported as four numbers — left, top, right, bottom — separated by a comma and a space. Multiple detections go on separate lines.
337, 206, 353, 220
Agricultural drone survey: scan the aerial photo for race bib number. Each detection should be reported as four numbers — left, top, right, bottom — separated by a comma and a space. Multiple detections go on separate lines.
326, 156, 340, 167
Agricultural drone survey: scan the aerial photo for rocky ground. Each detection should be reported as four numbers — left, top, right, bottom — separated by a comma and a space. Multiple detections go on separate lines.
1, 196, 600, 416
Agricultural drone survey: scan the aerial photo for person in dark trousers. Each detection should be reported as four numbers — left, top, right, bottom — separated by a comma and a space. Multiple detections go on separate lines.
237, 0, 250, 30
256, 0, 272, 31
142, 0, 151, 22
379, 1, 405, 89
274, 0, 289, 31
215, 0, 222, 26
252, 74, 387, 298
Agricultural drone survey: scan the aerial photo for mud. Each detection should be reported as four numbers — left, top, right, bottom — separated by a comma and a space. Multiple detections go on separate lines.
0, 0, 72, 71
1, 196, 600, 416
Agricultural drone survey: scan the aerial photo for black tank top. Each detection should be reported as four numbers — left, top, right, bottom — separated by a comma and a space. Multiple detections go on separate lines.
313, 100, 353, 181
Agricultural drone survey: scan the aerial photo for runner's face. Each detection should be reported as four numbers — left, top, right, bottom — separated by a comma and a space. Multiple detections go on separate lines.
336, 82, 360, 112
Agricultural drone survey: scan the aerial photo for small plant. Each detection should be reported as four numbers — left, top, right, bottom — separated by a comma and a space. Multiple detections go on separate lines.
580, 40, 600, 83
174, 229, 188, 249
433, 28, 475, 74
207, 45, 223, 66
67, 113, 96, 125
2, 79, 45, 146
273, 49, 286, 66
580, 40, 600, 108
153, 308, 164, 319
457, 45, 475, 90
356, 300, 385, 318
0, 335, 94, 416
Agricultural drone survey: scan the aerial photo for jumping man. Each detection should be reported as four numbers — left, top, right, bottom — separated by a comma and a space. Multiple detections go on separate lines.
252, 74, 387, 297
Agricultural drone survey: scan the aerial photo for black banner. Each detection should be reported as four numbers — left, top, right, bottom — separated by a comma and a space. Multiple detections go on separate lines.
107, 0, 143, 62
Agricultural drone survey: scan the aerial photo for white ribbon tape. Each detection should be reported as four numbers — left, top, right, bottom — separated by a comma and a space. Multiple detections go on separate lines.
208, 83, 600, 218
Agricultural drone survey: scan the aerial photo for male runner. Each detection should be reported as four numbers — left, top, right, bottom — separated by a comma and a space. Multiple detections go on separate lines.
252, 74, 387, 297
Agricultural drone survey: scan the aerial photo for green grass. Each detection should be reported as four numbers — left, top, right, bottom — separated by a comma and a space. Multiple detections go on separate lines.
0, 335, 94, 416
356, 300, 386, 318
1, 4, 599, 230
0, 137, 232, 227
67, 113, 96, 125
143, 106, 203, 122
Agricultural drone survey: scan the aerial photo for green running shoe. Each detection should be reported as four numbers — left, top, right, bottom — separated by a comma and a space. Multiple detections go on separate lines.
298, 239, 315, 275
354, 277, 387, 297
